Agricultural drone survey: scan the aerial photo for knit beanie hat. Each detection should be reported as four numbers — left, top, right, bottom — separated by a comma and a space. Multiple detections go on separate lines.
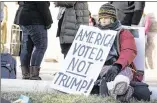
99, 3, 117, 20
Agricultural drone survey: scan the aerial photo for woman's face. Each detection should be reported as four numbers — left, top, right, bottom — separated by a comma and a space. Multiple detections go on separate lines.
99, 17, 111, 26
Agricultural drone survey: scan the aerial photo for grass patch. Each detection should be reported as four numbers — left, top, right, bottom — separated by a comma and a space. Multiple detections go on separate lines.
1, 91, 157, 103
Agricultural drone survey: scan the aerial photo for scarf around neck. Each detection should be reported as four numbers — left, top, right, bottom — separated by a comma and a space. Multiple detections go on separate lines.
98, 20, 122, 31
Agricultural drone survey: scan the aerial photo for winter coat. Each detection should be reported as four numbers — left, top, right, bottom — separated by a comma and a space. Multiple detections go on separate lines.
97, 20, 137, 74
115, 29, 137, 70
109, 1, 145, 26
55, 2, 89, 44
14, 1, 53, 27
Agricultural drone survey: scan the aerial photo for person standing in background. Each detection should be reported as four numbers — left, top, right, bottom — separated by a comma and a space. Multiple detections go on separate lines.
109, 1, 145, 26
54, 2, 89, 58
89, 11, 96, 26
14, 1, 53, 80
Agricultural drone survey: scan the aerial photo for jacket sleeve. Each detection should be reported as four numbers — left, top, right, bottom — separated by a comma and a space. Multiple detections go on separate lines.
132, 2, 145, 25
35, 1, 53, 26
115, 30, 137, 69
54, 2, 76, 7
145, 15, 151, 34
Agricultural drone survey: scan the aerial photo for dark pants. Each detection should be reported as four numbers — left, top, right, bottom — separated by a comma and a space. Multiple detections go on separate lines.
20, 25, 47, 67
60, 43, 71, 58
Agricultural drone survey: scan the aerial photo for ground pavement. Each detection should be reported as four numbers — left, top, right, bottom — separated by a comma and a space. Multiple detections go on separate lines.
1, 56, 157, 100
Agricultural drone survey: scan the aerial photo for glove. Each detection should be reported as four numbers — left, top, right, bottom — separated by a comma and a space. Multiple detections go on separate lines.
105, 64, 122, 82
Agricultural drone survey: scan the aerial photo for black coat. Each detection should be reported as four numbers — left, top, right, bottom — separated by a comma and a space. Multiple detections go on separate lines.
14, 1, 53, 27
109, 1, 145, 26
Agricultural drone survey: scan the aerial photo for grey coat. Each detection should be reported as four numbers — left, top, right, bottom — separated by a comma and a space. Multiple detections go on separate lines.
55, 2, 89, 44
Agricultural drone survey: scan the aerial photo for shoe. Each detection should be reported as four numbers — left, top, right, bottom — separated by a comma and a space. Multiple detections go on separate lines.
30, 66, 41, 80
113, 82, 128, 95
21, 66, 30, 79
117, 86, 134, 102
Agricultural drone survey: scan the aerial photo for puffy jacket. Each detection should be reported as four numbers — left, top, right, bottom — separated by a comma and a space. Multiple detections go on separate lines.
55, 2, 89, 44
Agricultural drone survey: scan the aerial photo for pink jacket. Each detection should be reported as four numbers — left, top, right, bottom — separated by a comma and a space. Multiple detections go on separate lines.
145, 15, 151, 34
139, 15, 151, 34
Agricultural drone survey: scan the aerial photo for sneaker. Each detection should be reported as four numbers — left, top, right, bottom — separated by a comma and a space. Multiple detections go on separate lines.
117, 86, 134, 102
113, 82, 128, 95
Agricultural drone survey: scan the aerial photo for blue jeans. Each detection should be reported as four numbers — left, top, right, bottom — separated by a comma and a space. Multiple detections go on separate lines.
20, 25, 47, 67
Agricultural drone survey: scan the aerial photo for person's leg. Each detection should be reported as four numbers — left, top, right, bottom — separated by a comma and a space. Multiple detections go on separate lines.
28, 25, 47, 80
96, 65, 133, 101
20, 26, 34, 79
113, 67, 134, 102
30, 26, 47, 66
27, 36, 34, 65
116, 86, 134, 102
60, 43, 72, 58
113, 67, 133, 94
91, 66, 110, 95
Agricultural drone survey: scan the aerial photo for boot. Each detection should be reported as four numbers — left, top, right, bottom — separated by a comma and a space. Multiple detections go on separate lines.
21, 66, 30, 79
30, 66, 41, 80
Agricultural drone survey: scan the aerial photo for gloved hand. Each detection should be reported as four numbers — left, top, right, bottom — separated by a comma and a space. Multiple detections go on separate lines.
105, 64, 122, 82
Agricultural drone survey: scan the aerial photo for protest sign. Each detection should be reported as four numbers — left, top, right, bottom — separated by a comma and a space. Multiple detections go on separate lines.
51, 25, 117, 96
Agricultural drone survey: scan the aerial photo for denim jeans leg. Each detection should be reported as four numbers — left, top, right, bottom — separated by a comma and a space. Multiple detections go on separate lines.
20, 26, 34, 67
29, 25, 47, 66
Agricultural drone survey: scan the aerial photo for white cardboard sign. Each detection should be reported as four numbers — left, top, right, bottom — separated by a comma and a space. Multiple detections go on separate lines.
51, 25, 117, 96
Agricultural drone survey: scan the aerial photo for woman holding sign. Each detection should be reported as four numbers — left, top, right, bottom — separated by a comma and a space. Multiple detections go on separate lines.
54, 2, 89, 58
93, 3, 138, 102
